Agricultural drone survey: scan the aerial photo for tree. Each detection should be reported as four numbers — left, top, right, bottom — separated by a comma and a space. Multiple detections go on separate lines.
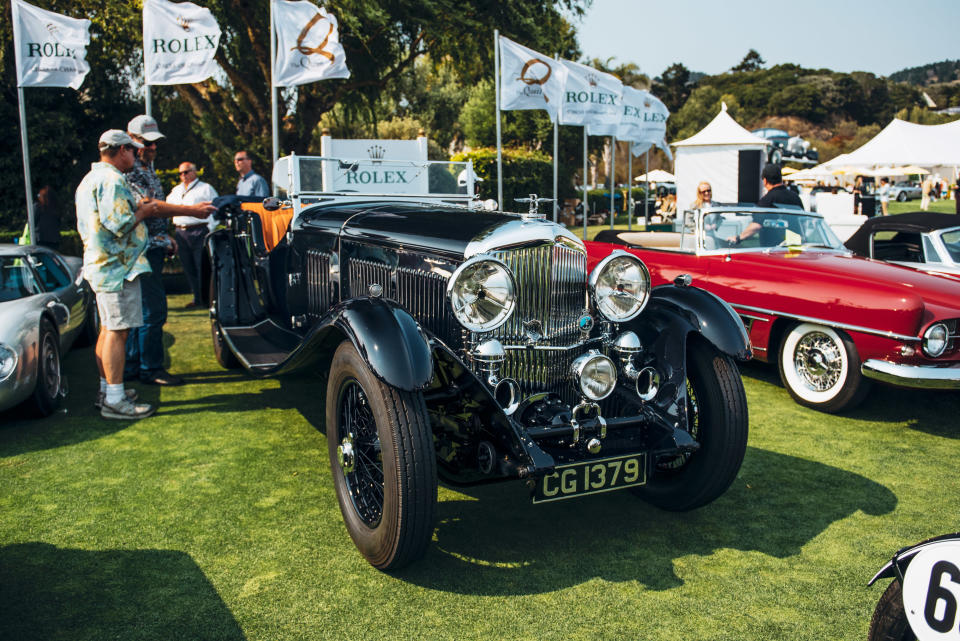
731, 49, 765, 73
653, 62, 692, 113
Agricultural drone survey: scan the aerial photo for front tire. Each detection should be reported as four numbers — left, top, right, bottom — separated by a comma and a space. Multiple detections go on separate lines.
778, 322, 869, 413
868, 580, 915, 641
29, 318, 63, 416
633, 338, 748, 511
326, 340, 436, 570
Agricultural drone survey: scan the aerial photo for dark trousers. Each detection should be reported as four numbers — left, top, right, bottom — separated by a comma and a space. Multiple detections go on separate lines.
175, 226, 207, 304
125, 247, 168, 377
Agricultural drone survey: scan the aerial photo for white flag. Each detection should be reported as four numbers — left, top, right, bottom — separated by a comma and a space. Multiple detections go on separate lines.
558, 59, 622, 135
498, 36, 567, 122
143, 0, 222, 85
273, 0, 350, 87
619, 87, 669, 145
11, 0, 91, 90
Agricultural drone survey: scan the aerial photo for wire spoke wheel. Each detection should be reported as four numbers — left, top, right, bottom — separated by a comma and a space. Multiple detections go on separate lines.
326, 340, 436, 570
778, 322, 869, 413
336, 379, 384, 527
793, 331, 843, 392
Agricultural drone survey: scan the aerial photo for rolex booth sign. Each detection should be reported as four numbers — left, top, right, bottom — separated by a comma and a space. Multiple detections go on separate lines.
318, 133, 430, 195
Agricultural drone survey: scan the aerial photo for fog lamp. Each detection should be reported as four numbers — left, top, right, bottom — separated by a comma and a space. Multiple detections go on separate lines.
570, 351, 617, 400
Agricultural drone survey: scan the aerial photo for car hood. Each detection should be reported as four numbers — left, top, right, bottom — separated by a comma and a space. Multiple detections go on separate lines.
340, 205, 582, 258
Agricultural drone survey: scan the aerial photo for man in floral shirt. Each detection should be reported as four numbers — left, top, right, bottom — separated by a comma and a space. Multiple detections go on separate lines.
124, 115, 214, 386
75, 130, 164, 419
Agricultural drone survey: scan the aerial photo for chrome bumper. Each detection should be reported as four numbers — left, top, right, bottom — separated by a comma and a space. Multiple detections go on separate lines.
861, 359, 960, 390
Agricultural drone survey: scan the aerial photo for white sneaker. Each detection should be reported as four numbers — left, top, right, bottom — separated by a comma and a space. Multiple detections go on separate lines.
101, 397, 156, 420
95, 388, 138, 409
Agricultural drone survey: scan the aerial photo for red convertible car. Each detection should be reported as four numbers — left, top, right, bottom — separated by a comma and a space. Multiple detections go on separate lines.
587, 206, 960, 413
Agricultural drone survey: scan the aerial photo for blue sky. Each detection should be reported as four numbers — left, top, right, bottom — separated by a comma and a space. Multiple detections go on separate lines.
576, 0, 959, 79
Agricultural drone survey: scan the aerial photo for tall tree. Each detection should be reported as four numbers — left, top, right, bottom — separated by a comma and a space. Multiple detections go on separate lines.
731, 49, 765, 73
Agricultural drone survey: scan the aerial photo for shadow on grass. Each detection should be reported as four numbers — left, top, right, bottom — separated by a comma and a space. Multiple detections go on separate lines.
0, 542, 246, 641
737, 360, 960, 438
397, 446, 896, 596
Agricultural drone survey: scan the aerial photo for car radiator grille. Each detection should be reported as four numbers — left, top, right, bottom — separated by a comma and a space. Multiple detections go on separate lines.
342, 243, 589, 406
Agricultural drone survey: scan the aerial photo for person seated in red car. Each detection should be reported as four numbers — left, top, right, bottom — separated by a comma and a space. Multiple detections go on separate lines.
728, 164, 804, 246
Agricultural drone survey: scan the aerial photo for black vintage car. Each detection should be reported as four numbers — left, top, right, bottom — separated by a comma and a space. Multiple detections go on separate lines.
203, 154, 752, 570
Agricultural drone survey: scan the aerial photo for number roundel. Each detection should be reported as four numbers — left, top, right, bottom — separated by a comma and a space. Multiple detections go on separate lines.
902, 541, 960, 640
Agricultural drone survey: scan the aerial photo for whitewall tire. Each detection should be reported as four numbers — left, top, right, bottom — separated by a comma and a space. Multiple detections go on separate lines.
778, 323, 869, 413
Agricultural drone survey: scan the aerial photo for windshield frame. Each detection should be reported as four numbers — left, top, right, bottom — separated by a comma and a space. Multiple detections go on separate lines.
682, 206, 847, 255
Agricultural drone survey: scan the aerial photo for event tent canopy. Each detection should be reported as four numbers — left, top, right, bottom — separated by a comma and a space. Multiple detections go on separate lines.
820, 118, 960, 168
671, 106, 769, 208
634, 169, 675, 182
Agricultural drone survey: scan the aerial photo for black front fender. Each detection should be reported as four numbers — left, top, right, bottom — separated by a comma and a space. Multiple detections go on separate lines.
277, 297, 433, 392
649, 285, 752, 360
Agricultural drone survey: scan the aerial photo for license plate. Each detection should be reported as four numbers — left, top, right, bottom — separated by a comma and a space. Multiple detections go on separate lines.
532, 453, 647, 504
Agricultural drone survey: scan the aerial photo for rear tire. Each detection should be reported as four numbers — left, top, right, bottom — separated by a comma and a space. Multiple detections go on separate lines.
897, 192, 907, 202
326, 340, 436, 570
29, 318, 62, 417
778, 322, 870, 413
634, 338, 748, 511
76, 298, 100, 348
868, 580, 915, 641
209, 279, 240, 369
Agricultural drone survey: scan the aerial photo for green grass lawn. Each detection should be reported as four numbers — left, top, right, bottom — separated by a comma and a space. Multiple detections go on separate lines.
2, 295, 959, 640
888, 198, 957, 215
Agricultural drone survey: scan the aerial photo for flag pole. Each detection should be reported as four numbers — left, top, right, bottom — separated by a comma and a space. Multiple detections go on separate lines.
644, 147, 650, 227
145, 86, 152, 117
270, 0, 278, 196
17, 86, 36, 243
494, 29, 503, 208
552, 53, 559, 223
582, 127, 588, 240
628, 143, 633, 230
609, 136, 615, 229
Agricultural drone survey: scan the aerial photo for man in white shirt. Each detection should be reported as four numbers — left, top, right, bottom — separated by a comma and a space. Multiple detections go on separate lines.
167, 162, 218, 308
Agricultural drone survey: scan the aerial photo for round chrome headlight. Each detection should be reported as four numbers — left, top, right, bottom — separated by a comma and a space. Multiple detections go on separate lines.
589, 251, 651, 322
0, 343, 17, 381
570, 351, 617, 400
922, 322, 949, 358
447, 256, 516, 333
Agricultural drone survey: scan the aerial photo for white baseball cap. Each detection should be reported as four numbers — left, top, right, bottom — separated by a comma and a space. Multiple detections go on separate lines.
127, 114, 166, 141
98, 129, 143, 151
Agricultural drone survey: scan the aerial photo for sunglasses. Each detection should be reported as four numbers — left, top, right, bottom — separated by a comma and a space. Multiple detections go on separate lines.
234, 157, 249, 162
178, 169, 194, 175
139, 140, 157, 148
699, 189, 712, 194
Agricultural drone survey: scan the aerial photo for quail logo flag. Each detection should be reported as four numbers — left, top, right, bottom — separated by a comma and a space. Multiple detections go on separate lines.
273, 0, 350, 87
558, 59, 623, 135
143, 0, 222, 85
12, 0, 91, 90
498, 36, 567, 121
618, 87, 670, 144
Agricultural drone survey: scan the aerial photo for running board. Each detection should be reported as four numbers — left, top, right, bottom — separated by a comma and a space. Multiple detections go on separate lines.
222, 320, 301, 370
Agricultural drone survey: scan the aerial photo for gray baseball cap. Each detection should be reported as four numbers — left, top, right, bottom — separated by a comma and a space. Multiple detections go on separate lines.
98, 129, 143, 151
127, 114, 166, 141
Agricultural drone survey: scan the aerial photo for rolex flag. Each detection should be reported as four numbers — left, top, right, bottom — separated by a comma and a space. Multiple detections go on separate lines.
273, 0, 349, 87
557, 59, 623, 135
11, 0, 91, 90
143, 0, 222, 85
618, 87, 670, 144
498, 36, 566, 121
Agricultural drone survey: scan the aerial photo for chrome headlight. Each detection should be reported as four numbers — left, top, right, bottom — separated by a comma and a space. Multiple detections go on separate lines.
0, 343, 17, 381
447, 255, 516, 333
922, 322, 949, 357
570, 351, 617, 400
588, 251, 651, 322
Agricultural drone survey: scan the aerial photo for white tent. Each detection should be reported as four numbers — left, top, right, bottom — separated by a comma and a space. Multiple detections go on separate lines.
634, 169, 675, 183
820, 119, 960, 170
672, 106, 769, 209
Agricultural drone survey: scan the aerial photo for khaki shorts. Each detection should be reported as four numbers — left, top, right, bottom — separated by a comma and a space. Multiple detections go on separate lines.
96, 277, 144, 331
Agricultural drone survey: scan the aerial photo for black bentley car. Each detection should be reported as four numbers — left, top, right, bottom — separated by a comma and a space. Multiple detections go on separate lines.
203, 154, 752, 570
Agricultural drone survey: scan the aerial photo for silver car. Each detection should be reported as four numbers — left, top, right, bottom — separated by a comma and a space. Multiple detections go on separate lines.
0, 244, 97, 416
887, 181, 922, 202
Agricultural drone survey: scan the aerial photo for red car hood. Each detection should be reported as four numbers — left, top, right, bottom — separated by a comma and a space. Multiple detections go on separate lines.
586, 243, 960, 337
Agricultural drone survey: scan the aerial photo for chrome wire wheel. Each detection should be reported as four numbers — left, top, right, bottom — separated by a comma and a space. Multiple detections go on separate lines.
793, 331, 843, 392
336, 379, 384, 528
